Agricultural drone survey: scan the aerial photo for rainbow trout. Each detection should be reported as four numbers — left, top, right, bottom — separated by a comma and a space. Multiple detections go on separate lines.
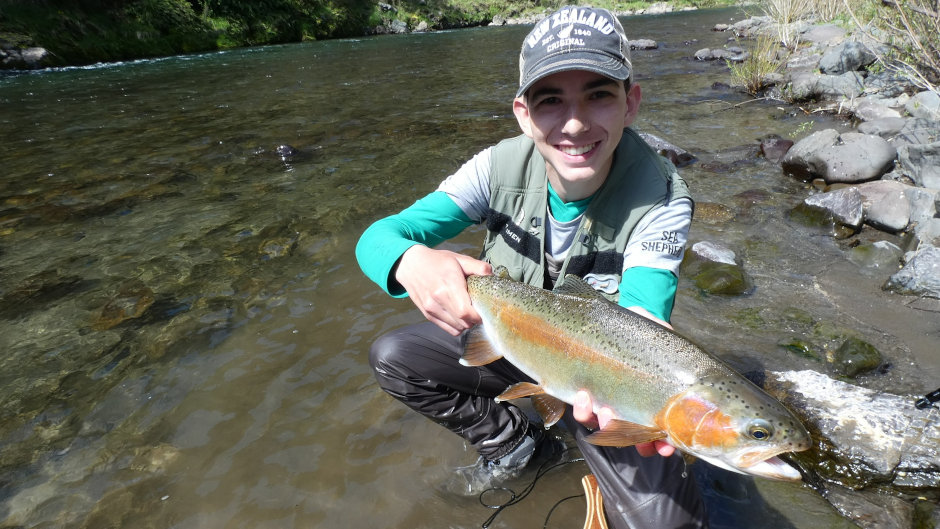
462, 270, 811, 481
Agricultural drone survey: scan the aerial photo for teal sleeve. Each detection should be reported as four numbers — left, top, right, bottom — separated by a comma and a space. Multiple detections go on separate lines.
355, 191, 476, 297
618, 266, 678, 322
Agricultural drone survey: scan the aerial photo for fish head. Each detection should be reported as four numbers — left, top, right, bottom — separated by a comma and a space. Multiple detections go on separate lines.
656, 376, 812, 481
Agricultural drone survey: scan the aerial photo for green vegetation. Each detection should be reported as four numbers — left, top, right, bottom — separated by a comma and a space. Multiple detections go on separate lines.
1, 0, 733, 67
727, 33, 781, 95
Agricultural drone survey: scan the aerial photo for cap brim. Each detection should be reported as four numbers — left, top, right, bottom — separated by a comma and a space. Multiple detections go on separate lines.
516, 51, 631, 98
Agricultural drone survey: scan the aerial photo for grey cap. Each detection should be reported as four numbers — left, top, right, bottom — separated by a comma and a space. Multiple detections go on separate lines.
516, 6, 633, 98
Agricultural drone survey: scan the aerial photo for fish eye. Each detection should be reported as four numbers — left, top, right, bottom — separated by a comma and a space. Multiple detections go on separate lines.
746, 419, 774, 441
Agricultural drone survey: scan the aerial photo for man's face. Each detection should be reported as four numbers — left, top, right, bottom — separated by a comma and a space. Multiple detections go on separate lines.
513, 70, 641, 202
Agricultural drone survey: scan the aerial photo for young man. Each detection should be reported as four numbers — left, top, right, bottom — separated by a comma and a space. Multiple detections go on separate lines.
356, 6, 706, 528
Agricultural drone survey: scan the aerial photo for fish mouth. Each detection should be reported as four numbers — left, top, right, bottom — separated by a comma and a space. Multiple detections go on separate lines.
738, 455, 803, 481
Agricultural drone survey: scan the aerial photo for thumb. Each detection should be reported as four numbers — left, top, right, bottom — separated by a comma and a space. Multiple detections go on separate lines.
455, 254, 492, 277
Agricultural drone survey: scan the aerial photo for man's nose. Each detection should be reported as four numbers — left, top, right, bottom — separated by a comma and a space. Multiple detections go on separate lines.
561, 103, 590, 135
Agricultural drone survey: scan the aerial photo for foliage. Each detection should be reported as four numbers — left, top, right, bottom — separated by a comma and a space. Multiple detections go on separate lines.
848, 0, 940, 92
727, 33, 784, 94
759, 0, 815, 48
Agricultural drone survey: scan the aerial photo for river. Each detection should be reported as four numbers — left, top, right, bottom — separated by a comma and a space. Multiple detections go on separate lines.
1, 7, 936, 528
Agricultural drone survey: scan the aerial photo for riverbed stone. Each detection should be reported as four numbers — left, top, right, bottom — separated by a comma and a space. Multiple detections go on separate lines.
896, 141, 940, 190
905, 90, 940, 121
788, 70, 865, 101
783, 130, 896, 184
832, 336, 883, 377
781, 128, 840, 181
893, 117, 940, 146
803, 186, 863, 228
884, 245, 940, 298
800, 24, 847, 45
818, 40, 876, 75
857, 180, 911, 232
847, 240, 903, 274
683, 241, 753, 295
759, 136, 793, 162
852, 97, 903, 122
857, 116, 907, 138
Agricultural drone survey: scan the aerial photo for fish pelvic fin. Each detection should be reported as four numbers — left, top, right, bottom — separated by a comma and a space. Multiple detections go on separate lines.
495, 382, 545, 401
532, 394, 566, 428
584, 419, 668, 447
459, 326, 503, 367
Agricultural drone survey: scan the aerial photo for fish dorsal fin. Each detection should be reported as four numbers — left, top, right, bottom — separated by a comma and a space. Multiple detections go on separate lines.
492, 265, 512, 279
459, 326, 503, 367
495, 382, 545, 401
554, 274, 606, 301
532, 394, 567, 428
584, 419, 668, 447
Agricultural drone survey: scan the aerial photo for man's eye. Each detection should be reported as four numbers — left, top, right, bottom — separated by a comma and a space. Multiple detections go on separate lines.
589, 90, 613, 99
535, 96, 561, 106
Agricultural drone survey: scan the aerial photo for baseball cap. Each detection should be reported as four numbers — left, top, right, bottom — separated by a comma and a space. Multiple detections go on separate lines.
516, 6, 633, 98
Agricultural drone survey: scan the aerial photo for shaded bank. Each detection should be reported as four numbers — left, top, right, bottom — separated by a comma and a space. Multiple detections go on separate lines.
0, 0, 728, 69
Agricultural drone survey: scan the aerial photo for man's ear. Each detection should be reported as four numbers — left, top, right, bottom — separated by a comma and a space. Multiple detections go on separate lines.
623, 83, 642, 128
512, 97, 534, 138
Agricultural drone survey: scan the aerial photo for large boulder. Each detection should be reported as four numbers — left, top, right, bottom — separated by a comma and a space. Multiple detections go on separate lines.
818, 40, 877, 75
781, 130, 897, 183
896, 141, 940, 190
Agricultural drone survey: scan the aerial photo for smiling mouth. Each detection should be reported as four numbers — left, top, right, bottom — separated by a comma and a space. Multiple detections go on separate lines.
559, 142, 598, 156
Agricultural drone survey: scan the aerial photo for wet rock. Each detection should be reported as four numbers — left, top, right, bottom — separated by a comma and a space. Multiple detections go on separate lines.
764, 370, 940, 505
683, 241, 753, 295
803, 186, 863, 229
758, 135, 793, 162
629, 39, 658, 50
92, 280, 156, 330
884, 245, 940, 298
856, 180, 911, 232
831, 336, 883, 377
638, 132, 696, 167
0, 270, 91, 320
0, 44, 52, 70
818, 40, 876, 75
781, 130, 896, 184
896, 141, 940, 190
904, 90, 940, 121
847, 241, 903, 274
693, 202, 735, 224
693, 47, 747, 62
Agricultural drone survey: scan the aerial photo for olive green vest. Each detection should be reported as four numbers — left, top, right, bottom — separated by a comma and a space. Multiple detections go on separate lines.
480, 128, 692, 300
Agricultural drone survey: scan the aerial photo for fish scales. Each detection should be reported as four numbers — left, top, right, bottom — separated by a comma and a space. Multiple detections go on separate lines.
464, 271, 812, 481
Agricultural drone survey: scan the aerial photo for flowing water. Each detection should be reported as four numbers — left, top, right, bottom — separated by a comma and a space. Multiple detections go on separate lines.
1, 8, 937, 528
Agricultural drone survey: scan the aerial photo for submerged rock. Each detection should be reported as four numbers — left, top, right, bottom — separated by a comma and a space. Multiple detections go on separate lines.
883, 246, 940, 298
683, 241, 753, 295
764, 370, 940, 529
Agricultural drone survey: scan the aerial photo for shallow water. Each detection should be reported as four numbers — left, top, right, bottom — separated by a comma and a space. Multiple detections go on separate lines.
1, 8, 936, 528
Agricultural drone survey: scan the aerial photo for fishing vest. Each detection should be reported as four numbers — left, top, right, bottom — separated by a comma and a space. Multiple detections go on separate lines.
480, 128, 692, 301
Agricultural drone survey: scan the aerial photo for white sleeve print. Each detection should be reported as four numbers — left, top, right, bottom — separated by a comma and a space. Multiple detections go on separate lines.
435, 147, 493, 223
622, 198, 693, 276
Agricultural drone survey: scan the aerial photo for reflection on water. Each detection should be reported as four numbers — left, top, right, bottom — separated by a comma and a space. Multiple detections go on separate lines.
0, 8, 935, 528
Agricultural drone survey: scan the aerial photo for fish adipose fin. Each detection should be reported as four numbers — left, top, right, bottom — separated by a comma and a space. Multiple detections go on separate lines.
459, 326, 503, 367
584, 419, 668, 447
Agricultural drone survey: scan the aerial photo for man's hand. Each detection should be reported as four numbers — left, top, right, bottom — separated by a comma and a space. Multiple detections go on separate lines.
573, 390, 675, 457
394, 245, 492, 336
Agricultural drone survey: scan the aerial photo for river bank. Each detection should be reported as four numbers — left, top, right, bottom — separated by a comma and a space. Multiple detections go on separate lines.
0, 0, 724, 70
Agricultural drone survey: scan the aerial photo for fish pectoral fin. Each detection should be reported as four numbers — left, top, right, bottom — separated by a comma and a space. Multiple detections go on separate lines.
531, 394, 566, 428
583, 419, 668, 447
459, 326, 503, 367
495, 382, 545, 402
